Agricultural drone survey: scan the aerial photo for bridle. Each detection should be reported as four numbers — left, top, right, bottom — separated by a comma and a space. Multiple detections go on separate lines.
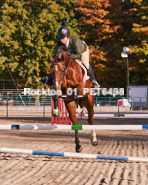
51, 62, 65, 83
51, 52, 72, 84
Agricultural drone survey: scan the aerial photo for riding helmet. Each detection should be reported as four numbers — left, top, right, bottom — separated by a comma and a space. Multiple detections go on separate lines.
56, 26, 70, 40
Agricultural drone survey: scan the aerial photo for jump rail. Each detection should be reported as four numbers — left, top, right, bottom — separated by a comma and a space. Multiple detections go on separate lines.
0, 147, 148, 162
0, 124, 148, 130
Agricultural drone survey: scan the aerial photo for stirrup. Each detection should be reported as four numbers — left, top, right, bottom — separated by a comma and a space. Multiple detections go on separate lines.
41, 74, 53, 86
41, 76, 48, 85
92, 80, 100, 88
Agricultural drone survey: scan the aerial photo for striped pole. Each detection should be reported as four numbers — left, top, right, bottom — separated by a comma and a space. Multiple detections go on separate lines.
0, 147, 148, 162
0, 124, 148, 130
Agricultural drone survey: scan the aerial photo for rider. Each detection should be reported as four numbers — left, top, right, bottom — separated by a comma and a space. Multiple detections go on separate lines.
41, 26, 100, 88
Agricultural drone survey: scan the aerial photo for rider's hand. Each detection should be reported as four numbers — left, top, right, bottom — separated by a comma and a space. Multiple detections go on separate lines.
67, 52, 74, 59
67, 52, 71, 56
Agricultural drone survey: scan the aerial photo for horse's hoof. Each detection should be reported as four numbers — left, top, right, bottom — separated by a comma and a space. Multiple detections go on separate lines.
76, 145, 82, 153
91, 140, 98, 146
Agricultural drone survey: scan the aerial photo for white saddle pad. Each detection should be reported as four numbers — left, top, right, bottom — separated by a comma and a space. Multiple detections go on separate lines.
75, 60, 90, 84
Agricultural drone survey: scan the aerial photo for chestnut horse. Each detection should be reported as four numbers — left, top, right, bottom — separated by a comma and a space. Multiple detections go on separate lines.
50, 51, 98, 152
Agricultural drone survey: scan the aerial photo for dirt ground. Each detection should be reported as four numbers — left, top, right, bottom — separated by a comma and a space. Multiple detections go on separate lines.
0, 116, 148, 185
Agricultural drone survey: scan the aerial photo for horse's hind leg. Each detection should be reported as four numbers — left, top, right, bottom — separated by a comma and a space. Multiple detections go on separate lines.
65, 100, 82, 152
74, 92, 85, 116
79, 95, 98, 146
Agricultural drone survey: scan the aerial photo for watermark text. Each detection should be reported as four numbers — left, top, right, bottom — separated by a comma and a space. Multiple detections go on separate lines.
24, 88, 124, 97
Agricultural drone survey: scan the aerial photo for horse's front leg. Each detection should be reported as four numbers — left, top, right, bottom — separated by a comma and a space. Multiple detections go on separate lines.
75, 130, 82, 152
65, 100, 82, 152
52, 95, 60, 117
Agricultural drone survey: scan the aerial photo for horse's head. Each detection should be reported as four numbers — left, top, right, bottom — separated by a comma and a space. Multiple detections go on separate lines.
50, 51, 71, 91
51, 60, 65, 92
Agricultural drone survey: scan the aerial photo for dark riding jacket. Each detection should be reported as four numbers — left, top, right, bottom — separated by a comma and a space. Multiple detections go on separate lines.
55, 36, 87, 60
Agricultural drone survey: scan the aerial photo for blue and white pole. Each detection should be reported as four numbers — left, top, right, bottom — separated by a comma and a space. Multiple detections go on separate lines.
0, 147, 148, 162
0, 125, 148, 130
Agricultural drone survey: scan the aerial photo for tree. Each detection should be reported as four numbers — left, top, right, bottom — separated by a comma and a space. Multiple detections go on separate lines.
0, 0, 78, 87
75, 0, 123, 88
75, 0, 148, 91
127, 0, 148, 85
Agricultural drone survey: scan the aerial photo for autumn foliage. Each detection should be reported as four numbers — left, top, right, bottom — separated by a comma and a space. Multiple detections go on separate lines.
74, 0, 148, 88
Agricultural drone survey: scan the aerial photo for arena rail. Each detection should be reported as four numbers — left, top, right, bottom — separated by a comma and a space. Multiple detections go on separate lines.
76, 113, 115, 117
124, 114, 148, 117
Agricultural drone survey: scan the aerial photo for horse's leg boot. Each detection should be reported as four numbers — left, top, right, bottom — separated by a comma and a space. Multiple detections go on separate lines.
88, 65, 100, 88
73, 92, 79, 100
75, 139, 82, 153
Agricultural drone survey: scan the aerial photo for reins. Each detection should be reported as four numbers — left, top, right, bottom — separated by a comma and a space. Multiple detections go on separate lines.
52, 53, 72, 84
64, 58, 72, 75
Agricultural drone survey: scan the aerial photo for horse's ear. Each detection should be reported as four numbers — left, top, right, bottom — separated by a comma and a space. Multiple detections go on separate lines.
61, 55, 64, 62
49, 55, 55, 63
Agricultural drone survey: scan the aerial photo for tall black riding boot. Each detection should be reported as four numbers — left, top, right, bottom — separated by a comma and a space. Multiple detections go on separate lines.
88, 65, 100, 88
41, 73, 53, 86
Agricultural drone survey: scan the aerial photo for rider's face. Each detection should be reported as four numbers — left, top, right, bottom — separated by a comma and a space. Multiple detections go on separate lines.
60, 37, 68, 44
